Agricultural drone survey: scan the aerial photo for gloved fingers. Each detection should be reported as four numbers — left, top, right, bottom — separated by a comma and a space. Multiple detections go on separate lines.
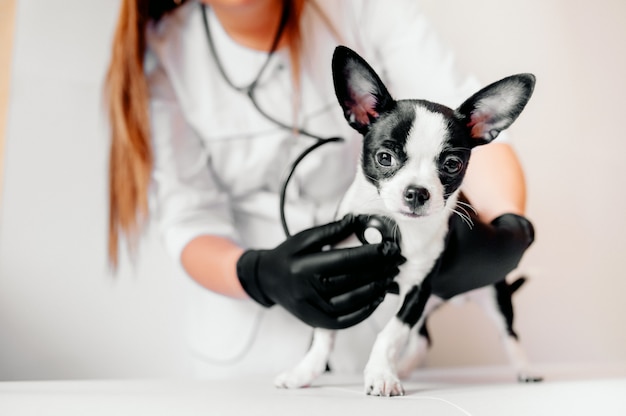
289, 281, 388, 330
291, 241, 403, 277
329, 300, 385, 330
298, 301, 381, 330
289, 214, 357, 253
316, 266, 399, 297
491, 213, 535, 247
386, 280, 400, 295
312, 280, 387, 316
433, 213, 534, 300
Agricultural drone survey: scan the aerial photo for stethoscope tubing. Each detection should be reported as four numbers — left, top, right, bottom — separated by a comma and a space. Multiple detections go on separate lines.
200, 3, 345, 237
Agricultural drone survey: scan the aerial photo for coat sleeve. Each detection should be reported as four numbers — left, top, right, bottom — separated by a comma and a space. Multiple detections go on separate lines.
145, 49, 241, 263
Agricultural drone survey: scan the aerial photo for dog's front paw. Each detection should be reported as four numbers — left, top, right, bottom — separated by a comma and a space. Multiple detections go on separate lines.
364, 369, 405, 397
274, 368, 319, 389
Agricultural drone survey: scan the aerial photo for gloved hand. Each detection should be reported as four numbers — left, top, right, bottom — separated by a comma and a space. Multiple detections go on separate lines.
236, 214, 405, 329
430, 212, 535, 300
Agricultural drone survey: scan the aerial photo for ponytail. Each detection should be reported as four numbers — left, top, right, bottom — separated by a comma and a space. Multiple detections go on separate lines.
105, 0, 186, 269
105, 0, 314, 270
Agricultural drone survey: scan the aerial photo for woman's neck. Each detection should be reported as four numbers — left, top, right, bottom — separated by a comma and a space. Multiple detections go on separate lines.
203, 0, 286, 51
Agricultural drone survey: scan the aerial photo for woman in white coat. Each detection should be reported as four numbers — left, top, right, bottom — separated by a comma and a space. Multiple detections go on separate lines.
105, 0, 534, 378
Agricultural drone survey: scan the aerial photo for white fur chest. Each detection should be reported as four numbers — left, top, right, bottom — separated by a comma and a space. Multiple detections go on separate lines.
393, 216, 448, 294
337, 171, 453, 294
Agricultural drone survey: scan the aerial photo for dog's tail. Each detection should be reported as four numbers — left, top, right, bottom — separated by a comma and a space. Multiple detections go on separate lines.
509, 276, 527, 294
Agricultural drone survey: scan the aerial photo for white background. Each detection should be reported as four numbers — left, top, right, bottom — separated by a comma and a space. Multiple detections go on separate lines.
0, 0, 625, 380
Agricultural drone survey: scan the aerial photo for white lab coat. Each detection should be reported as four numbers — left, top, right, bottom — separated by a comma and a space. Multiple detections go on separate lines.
145, 0, 484, 378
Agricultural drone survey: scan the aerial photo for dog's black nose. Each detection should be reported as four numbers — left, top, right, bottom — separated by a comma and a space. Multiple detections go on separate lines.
404, 186, 430, 209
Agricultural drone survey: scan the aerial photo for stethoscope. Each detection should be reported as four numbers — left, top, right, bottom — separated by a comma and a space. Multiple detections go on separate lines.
198, 3, 346, 365
200, 2, 343, 238
197, 3, 397, 366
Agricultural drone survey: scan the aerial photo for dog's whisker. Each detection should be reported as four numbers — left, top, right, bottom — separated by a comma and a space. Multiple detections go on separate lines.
447, 207, 474, 229
456, 200, 477, 215
454, 203, 474, 222
392, 223, 401, 245
454, 211, 473, 229
363, 173, 378, 183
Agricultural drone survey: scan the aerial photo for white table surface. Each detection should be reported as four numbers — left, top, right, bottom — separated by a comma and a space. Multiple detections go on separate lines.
1, 364, 625, 416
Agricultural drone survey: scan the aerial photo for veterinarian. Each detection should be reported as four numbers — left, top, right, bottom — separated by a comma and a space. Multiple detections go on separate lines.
105, 0, 535, 378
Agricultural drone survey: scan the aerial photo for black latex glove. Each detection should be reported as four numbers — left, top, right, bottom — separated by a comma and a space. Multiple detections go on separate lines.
236, 215, 405, 329
430, 212, 535, 300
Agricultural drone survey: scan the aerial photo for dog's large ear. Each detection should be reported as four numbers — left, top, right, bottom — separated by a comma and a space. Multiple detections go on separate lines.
332, 46, 395, 134
456, 74, 535, 145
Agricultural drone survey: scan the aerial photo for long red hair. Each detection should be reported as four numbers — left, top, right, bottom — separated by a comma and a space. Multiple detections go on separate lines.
105, 0, 306, 268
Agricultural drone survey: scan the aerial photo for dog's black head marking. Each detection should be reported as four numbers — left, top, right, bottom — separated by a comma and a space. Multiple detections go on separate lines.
332, 45, 535, 215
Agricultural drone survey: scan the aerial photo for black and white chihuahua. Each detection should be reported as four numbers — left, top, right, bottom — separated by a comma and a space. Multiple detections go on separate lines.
275, 46, 536, 396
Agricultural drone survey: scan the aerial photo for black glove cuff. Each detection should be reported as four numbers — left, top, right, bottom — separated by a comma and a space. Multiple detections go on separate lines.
236, 250, 275, 308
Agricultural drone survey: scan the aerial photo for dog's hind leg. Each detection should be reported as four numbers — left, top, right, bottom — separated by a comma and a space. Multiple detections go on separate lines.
473, 281, 542, 383
274, 328, 335, 389
396, 295, 444, 379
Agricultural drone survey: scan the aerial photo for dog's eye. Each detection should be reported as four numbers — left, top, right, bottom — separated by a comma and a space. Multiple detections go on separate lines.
442, 156, 463, 175
376, 151, 396, 167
